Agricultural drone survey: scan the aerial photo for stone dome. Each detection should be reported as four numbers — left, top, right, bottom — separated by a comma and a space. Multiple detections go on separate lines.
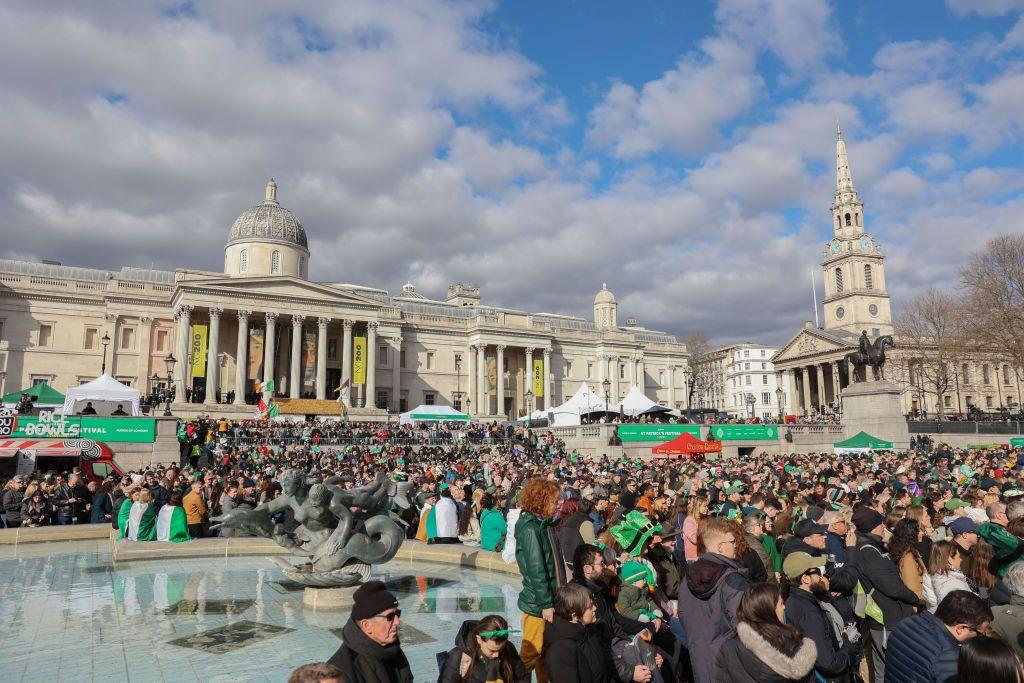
594, 283, 616, 304
226, 179, 309, 250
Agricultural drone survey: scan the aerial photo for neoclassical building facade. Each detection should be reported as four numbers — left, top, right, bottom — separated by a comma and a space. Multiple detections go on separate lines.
0, 181, 690, 418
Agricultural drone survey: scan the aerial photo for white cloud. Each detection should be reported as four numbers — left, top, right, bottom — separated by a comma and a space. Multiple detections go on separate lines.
446, 128, 546, 191
946, 0, 1024, 17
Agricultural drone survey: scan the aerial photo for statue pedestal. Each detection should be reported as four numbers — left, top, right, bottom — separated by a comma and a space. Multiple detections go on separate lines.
841, 380, 910, 449
302, 586, 359, 612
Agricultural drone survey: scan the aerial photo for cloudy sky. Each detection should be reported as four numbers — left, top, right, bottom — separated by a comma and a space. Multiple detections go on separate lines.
2, 1, 1023, 346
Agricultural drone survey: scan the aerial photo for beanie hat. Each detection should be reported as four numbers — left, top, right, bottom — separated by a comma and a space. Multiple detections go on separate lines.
351, 580, 399, 621
851, 507, 885, 534
620, 560, 652, 586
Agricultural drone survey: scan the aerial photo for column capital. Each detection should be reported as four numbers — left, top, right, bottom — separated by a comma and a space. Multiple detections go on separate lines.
343, 319, 354, 330
543, 348, 551, 357
237, 310, 251, 321
292, 314, 305, 328
367, 321, 379, 332
496, 344, 506, 352
391, 336, 403, 347
174, 304, 193, 319
265, 311, 279, 323
317, 316, 330, 327
208, 306, 224, 319
104, 313, 119, 324
524, 346, 535, 355
140, 315, 152, 325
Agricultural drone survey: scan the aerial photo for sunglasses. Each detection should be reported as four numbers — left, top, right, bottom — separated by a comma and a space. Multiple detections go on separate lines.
374, 609, 402, 622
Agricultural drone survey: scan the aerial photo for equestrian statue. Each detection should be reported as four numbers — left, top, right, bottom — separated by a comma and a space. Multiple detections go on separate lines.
845, 330, 894, 382
212, 471, 410, 587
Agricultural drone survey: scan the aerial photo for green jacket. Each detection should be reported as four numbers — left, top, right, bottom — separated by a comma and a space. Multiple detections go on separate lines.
978, 522, 1024, 576
480, 508, 507, 552
514, 511, 556, 617
762, 533, 783, 573
617, 583, 659, 621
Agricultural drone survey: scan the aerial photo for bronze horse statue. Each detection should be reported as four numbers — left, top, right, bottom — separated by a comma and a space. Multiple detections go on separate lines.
845, 333, 894, 381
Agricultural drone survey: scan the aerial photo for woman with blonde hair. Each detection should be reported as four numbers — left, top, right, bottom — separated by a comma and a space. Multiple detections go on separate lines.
125, 488, 157, 541
922, 540, 973, 611
514, 477, 563, 683
683, 495, 709, 564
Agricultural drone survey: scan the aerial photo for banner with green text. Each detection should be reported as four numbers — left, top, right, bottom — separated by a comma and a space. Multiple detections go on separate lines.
709, 424, 780, 441
10, 414, 156, 442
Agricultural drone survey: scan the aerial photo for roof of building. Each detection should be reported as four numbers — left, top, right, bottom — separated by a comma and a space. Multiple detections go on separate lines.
0, 259, 175, 285
226, 179, 308, 251
594, 282, 616, 304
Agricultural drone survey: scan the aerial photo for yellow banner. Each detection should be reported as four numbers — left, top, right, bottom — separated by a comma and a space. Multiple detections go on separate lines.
533, 358, 544, 397
190, 324, 208, 378
353, 336, 367, 385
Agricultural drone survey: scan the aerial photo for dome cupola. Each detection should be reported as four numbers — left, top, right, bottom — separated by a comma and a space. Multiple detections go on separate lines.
224, 180, 310, 279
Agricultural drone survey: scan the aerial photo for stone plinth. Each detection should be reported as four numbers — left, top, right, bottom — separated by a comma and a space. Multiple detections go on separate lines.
841, 380, 910, 449
302, 586, 358, 612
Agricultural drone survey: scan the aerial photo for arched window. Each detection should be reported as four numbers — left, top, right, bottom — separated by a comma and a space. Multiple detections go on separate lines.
1005, 365, 1012, 385
835, 267, 844, 293
271, 250, 281, 274
239, 248, 248, 273
864, 264, 873, 289
983, 364, 991, 384
299, 256, 305, 278
845, 212, 852, 227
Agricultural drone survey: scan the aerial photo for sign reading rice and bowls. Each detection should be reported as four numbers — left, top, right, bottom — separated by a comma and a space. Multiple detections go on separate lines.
9, 412, 156, 442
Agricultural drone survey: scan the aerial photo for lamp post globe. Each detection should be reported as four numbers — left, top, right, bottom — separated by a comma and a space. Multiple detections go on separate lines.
100, 332, 111, 375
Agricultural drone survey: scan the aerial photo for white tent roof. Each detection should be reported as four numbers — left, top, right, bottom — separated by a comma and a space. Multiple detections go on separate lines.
612, 385, 660, 417
548, 382, 610, 426
62, 373, 142, 416
398, 404, 469, 425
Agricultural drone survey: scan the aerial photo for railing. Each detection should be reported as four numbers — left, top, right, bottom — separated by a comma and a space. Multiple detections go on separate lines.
907, 421, 1024, 435
785, 425, 844, 435
219, 434, 510, 447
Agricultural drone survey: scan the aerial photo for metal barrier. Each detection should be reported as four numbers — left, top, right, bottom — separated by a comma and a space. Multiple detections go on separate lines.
907, 421, 1024, 435
217, 435, 511, 448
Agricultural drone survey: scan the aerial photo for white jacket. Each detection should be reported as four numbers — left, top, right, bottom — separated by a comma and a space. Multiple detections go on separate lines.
501, 508, 521, 564
923, 569, 972, 611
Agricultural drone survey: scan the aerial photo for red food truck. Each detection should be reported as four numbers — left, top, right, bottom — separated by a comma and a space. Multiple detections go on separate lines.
0, 438, 124, 483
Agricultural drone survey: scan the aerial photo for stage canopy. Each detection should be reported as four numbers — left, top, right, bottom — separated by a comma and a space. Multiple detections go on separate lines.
549, 382, 609, 426
1, 382, 65, 408
398, 405, 470, 425
62, 374, 141, 416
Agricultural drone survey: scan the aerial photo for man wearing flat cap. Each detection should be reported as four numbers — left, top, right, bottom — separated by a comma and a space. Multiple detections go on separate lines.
328, 580, 413, 682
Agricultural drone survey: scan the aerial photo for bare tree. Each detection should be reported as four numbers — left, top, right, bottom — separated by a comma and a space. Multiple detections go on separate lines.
891, 288, 967, 420
961, 234, 1024, 371
681, 332, 716, 412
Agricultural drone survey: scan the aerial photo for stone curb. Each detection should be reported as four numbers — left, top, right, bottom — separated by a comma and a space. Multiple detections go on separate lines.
0, 523, 112, 546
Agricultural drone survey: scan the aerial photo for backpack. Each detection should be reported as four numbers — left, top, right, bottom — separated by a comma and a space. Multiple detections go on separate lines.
850, 543, 884, 626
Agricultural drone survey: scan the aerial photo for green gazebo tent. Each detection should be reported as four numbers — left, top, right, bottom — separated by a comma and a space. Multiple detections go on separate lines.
1, 382, 65, 407
834, 431, 894, 453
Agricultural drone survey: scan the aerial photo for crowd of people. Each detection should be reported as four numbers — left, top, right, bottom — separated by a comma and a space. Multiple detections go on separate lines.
8, 415, 1024, 682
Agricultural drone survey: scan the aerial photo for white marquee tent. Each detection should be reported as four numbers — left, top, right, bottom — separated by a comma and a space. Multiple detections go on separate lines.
62, 374, 142, 416
548, 382, 610, 426
398, 404, 470, 425
612, 385, 680, 418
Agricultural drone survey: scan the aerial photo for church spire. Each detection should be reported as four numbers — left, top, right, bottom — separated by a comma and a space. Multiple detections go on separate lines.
835, 123, 859, 205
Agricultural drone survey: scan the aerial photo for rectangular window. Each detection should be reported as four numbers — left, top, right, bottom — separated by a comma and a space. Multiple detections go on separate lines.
761, 362, 767, 370
619, 364, 625, 380
744, 363, 750, 370
38, 324, 52, 347
84, 327, 98, 350
376, 390, 388, 409
424, 391, 436, 406
1005, 366, 1012, 385
0, 319, 5, 341
327, 338, 338, 360
762, 392, 770, 405
659, 370, 665, 385
983, 365, 991, 384
872, 327, 880, 337
400, 349, 407, 368
155, 329, 169, 352
763, 374, 769, 385
31, 376, 48, 386
745, 375, 751, 385
744, 350, 750, 357
378, 345, 388, 367
116, 376, 134, 387
426, 352, 434, 370
761, 350, 766, 357
986, 396, 994, 408
944, 395, 952, 408
566, 360, 573, 377
119, 327, 134, 351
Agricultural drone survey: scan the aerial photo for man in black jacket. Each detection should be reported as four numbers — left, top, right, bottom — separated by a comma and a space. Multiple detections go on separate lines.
150, 478, 172, 514
783, 551, 855, 682
54, 473, 87, 525
849, 506, 921, 682
2, 475, 26, 527
327, 581, 412, 683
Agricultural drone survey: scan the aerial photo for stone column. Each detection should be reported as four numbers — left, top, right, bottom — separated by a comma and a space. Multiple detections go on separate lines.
543, 349, 552, 410
366, 322, 378, 408
341, 320, 353, 407
496, 344, 506, 418
468, 345, 477, 415
235, 311, 250, 405
800, 367, 812, 415
204, 307, 222, 403
815, 363, 826, 412
831, 361, 841, 404
612, 356, 620, 400
174, 305, 192, 401
786, 369, 798, 415
264, 312, 278, 392
137, 316, 153, 391
316, 317, 329, 400
391, 336, 402, 412
667, 364, 676, 409
477, 344, 487, 415
290, 316, 303, 399
637, 356, 646, 392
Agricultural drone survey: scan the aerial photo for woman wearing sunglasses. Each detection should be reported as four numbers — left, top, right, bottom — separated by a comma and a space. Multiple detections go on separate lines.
439, 615, 528, 683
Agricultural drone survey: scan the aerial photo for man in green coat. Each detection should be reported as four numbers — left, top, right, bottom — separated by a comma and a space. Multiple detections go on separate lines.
979, 501, 1024, 576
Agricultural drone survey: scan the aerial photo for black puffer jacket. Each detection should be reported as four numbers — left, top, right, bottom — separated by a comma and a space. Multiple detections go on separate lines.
849, 532, 919, 630
784, 588, 854, 682
438, 620, 528, 683
327, 618, 414, 683
543, 616, 613, 683
714, 622, 817, 683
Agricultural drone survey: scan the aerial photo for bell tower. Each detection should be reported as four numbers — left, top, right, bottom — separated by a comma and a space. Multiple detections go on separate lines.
821, 125, 892, 336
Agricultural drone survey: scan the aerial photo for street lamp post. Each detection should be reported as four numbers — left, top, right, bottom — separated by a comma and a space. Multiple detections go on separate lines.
775, 387, 785, 421
455, 357, 462, 412
745, 392, 756, 419
602, 378, 611, 420
101, 332, 111, 375
525, 389, 533, 424
150, 372, 160, 411
164, 353, 177, 417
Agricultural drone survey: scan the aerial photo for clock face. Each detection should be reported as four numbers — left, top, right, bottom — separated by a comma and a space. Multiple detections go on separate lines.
831, 239, 842, 254
860, 236, 872, 251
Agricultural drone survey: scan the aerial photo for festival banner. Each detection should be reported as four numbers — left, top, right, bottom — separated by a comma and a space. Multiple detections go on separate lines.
353, 337, 367, 385
9, 413, 156, 442
532, 358, 544, 397
302, 330, 316, 394
247, 327, 264, 386
709, 424, 780, 441
485, 354, 496, 391
190, 324, 207, 379
1012, 438, 1024, 448
617, 424, 701, 443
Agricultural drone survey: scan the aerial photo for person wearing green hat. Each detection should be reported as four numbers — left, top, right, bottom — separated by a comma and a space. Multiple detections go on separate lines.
617, 560, 663, 624
782, 551, 856, 681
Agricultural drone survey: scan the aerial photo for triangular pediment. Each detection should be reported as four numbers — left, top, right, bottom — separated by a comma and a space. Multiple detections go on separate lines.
772, 327, 856, 364
178, 276, 384, 308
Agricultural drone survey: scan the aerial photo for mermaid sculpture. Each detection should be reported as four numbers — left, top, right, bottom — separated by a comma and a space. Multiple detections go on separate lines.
212, 470, 410, 587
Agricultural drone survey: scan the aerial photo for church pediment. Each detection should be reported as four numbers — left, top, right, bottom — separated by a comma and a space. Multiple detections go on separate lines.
773, 328, 855, 364
177, 276, 384, 308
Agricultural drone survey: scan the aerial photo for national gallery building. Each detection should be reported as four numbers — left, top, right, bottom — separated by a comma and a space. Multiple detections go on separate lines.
0, 180, 690, 418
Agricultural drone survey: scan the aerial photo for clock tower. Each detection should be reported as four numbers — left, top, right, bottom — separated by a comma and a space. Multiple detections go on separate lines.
821, 124, 892, 336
